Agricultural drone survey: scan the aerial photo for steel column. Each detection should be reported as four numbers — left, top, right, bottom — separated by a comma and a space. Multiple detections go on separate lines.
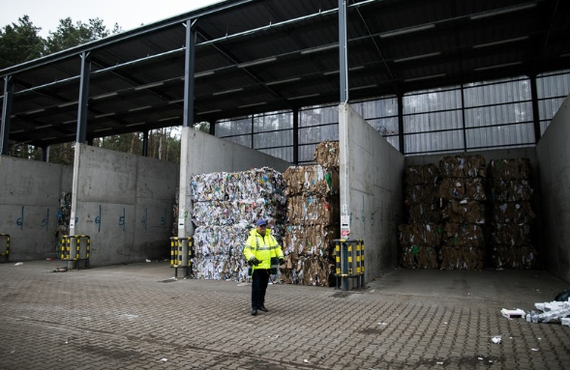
338, 0, 349, 103
183, 20, 196, 128
293, 108, 299, 164
76, 52, 91, 144
1, 75, 14, 155
530, 75, 542, 143
398, 94, 404, 154
142, 130, 149, 156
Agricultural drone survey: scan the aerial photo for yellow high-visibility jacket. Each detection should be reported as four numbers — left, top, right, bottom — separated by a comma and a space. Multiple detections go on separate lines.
243, 228, 284, 271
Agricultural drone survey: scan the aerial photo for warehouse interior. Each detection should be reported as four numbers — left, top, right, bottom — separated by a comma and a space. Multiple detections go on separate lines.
1, 0, 570, 284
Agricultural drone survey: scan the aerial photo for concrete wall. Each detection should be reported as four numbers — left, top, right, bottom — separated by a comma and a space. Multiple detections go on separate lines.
536, 94, 570, 283
70, 144, 179, 266
177, 128, 291, 237
0, 155, 72, 261
339, 103, 405, 282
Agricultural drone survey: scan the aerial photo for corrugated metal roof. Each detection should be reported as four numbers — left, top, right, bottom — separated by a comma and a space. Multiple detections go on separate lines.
1, 0, 569, 148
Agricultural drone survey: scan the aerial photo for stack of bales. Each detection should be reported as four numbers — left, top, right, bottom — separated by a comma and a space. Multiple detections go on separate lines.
488, 158, 536, 268
281, 141, 340, 286
398, 164, 442, 269
190, 167, 287, 281
438, 155, 487, 270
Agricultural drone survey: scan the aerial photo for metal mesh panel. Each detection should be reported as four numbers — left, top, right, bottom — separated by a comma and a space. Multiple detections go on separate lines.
298, 143, 318, 163
403, 88, 461, 114
466, 123, 535, 148
537, 71, 570, 98
366, 117, 399, 135
404, 130, 464, 154
222, 135, 252, 147
464, 102, 533, 127
403, 110, 463, 133
537, 70, 570, 133
259, 147, 293, 162
253, 131, 293, 148
300, 106, 338, 127
351, 97, 398, 119
463, 78, 531, 107
298, 124, 339, 145
216, 118, 251, 136
253, 111, 293, 132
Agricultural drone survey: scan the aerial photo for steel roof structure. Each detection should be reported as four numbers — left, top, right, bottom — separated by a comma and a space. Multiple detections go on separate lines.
1, 0, 569, 150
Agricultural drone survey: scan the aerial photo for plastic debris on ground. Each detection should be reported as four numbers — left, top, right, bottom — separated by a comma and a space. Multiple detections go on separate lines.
526, 301, 570, 324
502, 294, 570, 326
501, 308, 525, 318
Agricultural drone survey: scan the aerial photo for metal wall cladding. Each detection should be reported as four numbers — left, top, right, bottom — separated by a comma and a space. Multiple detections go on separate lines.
214, 72, 570, 159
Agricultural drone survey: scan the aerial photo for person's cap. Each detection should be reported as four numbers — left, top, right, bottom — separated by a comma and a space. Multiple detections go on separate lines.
256, 219, 267, 227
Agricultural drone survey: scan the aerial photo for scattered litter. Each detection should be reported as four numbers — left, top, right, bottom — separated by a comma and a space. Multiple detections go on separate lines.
303, 359, 309, 363
14, 262, 23, 266
377, 322, 388, 326
531, 348, 539, 352
436, 362, 444, 365
491, 336, 502, 344
122, 314, 139, 319
526, 302, 570, 323
535, 301, 568, 312
160, 358, 168, 362
502, 301, 570, 326
237, 282, 250, 287
478, 357, 483, 361
501, 308, 525, 319
146, 259, 152, 263
46, 257, 55, 261
52, 267, 68, 273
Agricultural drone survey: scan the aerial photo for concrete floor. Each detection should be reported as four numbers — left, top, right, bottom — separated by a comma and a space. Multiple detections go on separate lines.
0, 260, 569, 369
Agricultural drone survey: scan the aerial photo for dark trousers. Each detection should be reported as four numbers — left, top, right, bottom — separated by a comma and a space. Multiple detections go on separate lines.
251, 269, 270, 309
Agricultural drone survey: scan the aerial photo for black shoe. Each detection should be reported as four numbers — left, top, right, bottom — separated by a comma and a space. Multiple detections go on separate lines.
258, 306, 268, 312
251, 308, 257, 316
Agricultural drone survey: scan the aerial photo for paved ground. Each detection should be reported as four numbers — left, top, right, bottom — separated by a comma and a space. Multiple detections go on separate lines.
1, 260, 569, 370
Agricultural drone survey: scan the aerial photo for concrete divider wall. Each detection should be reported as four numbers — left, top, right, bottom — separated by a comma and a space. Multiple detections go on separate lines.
0, 155, 72, 261
186, 129, 290, 174
70, 144, 179, 266
177, 128, 291, 237
536, 94, 570, 283
339, 103, 405, 282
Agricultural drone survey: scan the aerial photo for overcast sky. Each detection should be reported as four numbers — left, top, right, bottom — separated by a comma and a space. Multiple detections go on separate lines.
0, 0, 224, 37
